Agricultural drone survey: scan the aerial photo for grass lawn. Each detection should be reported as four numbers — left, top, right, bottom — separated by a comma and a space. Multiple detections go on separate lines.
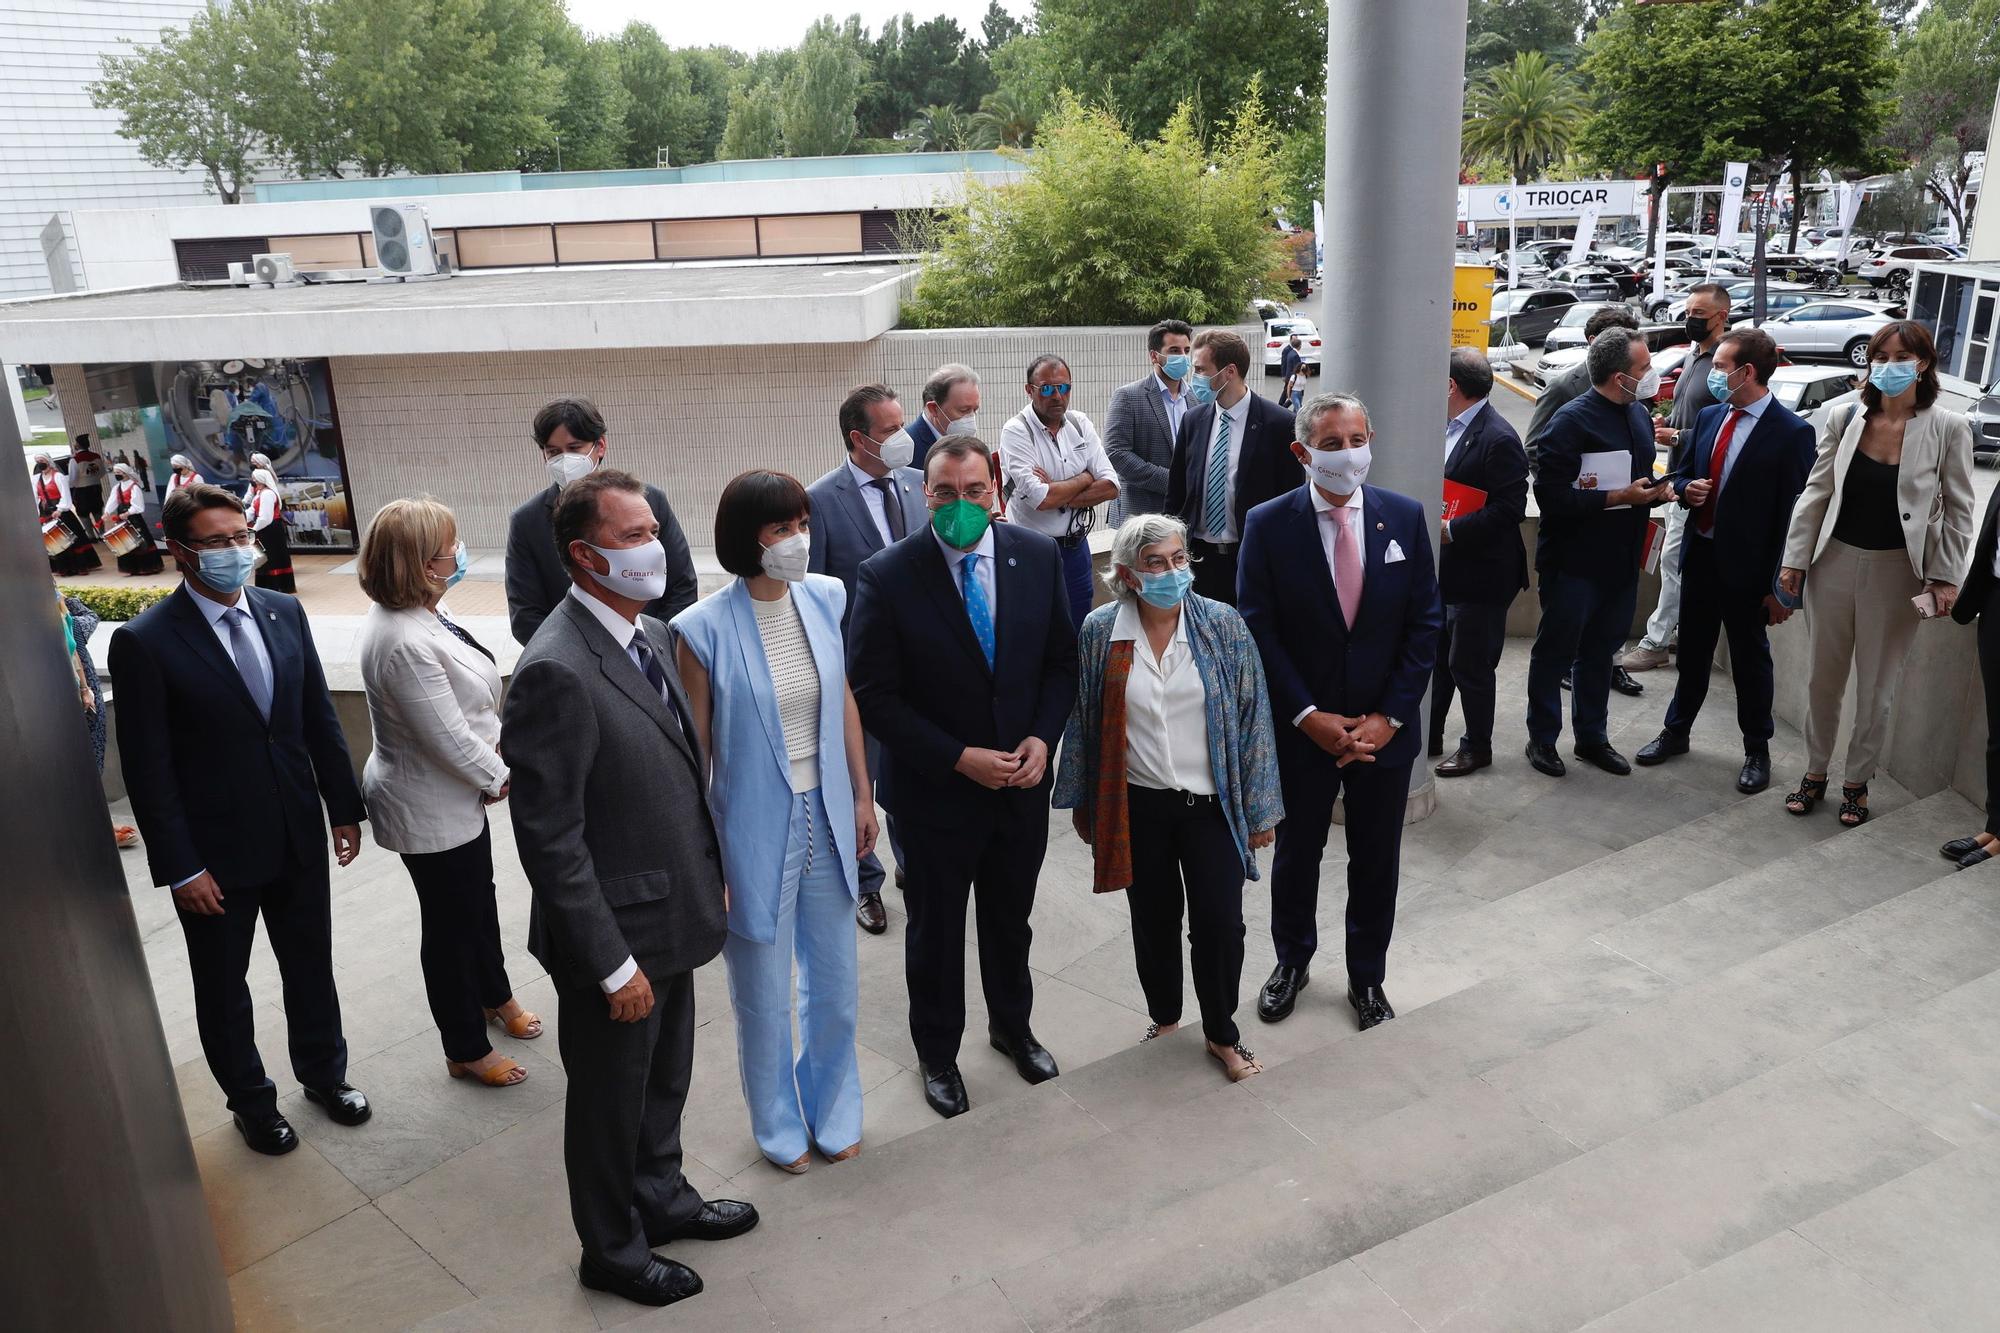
23, 385, 49, 401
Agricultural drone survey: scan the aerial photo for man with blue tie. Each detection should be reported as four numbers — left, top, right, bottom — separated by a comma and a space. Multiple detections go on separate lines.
1634, 328, 1815, 793
807, 383, 930, 934
1238, 394, 1441, 1031
110, 484, 372, 1156
848, 436, 1079, 1119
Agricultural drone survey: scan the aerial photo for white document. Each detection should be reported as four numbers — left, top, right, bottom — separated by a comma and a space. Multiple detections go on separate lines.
1576, 450, 1633, 509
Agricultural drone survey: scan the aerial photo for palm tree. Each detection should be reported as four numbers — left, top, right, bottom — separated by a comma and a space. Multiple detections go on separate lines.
905, 104, 976, 152
1461, 51, 1588, 184
969, 89, 1034, 148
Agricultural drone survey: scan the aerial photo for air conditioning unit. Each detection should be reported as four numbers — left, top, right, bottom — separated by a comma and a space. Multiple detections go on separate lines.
251, 252, 296, 286
227, 261, 251, 286
370, 202, 439, 277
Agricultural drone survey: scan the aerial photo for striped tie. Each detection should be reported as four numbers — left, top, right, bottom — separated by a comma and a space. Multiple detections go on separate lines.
1203, 411, 1232, 538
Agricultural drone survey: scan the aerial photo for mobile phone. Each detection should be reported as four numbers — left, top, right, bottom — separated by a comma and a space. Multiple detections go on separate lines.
1912, 591, 1938, 619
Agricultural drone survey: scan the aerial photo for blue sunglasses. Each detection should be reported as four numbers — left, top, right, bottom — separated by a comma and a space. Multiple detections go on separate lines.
1033, 383, 1073, 398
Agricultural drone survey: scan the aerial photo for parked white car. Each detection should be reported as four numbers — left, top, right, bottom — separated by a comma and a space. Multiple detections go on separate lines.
1751, 300, 1901, 367
1855, 244, 1959, 291
1767, 365, 1862, 425
1262, 317, 1322, 376
1803, 236, 1879, 273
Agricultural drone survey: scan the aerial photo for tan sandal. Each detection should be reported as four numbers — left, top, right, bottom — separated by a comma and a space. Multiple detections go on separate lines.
1207, 1041, 1264, 1083
447, 1055, 528, 1087
776, 1152, 810, 1174
822, 1141, 861, 1163
485, 1005, 543, 1040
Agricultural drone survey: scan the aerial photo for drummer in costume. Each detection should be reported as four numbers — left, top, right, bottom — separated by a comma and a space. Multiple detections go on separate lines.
34, 452, 102, 576
247, 467, 296, 593
103, 462, 166, 575
168, 454, 205, 493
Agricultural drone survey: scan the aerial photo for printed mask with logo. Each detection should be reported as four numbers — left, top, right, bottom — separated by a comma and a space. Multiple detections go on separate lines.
1303, 442, 1373, 493
582, 538, 669, 601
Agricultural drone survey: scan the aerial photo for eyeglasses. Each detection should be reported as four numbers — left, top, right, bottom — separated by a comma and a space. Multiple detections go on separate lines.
1032, 384, 1073, 398
929, 485, 993, 504
182, 531, 256, 550
1137, 552, 1193, 573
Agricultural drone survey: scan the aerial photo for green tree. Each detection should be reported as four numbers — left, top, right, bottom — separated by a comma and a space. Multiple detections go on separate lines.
971, 88, 1037, 148
1461, 51, 1588, 183
861, 14, 993, 140
988, 33, 1062, 127
1880, 0, 1999, 239
780, 26, 864, 157
720, 82, 784, 160
905, 103, 985, 152
530, 24, 630, 171
903, 85, 1290, 328
90, 0, 262, 202
615, 25, 735, 167
1275, 120, 1324, 233
1465, 0, 1590, 73
981, 0, 1023, 50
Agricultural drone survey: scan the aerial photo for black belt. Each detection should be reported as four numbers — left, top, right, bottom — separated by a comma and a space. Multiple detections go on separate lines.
1127, 783, 1221, 807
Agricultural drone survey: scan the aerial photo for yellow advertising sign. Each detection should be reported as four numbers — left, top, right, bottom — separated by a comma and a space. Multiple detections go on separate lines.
1451, 265, 1495, 349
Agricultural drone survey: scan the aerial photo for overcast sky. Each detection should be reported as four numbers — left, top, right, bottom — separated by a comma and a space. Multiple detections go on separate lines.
561, 1, 1028, 52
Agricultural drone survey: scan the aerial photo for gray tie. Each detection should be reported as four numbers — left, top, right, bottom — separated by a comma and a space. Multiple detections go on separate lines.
226, 607, 272, 720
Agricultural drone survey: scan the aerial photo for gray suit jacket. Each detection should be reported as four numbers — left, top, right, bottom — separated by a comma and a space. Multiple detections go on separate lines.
1104, 374, 1179, 516
503, 596, 726, 989
806, 461, 928, 625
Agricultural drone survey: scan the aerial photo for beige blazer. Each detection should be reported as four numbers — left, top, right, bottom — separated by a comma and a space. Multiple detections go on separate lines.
359, 602, 508, 854
1782, 401, 1977, 585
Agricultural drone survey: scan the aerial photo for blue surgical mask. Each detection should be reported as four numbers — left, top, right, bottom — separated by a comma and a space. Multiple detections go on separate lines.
1137, 566, 1195, 609
1161, 353, 1192, 382
194, 544, 257, 595
1188, 372, 1217, 407
441, 541, 469, 590
1706, 366, 1740, 402
1868, 360, 1919, 397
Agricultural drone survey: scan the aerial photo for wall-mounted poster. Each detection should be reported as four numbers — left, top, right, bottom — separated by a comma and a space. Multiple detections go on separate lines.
82, 357, 356, 552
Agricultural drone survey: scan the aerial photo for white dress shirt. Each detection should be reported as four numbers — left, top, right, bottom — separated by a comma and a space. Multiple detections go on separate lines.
1156, 371, 1190, 441
998, 408, 1120, 539
1690, 391, 1771, 540
1113, 599, 1216, 795
1196, 391, 1253, 542
1445, 399, 1485, 457
845, 457, 897, 547
1294, 484, 1373, 727
933, 524, 997, 616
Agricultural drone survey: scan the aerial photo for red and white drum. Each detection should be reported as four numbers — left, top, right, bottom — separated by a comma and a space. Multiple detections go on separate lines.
42, 519, 76, 556
101, 519, 146, 557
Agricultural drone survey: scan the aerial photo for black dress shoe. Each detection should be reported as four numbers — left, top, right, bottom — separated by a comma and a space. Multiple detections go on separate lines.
1257, 964, 1309, 1023
302, 1082, 371, 1126
578, 1253, 703, 1307
1347, 983, 1395, 1031
1434, 747, 1491, 778
895, 866, 906, 891
1957, 847, 1995, 871
920, 1062, 969, 1118
988, 1028, 1059, 1084
1525, 741, 1566, 777
1941, 836, 1982, 861
1611, 666, 1645, 697
1634, 730, 1690, 766
648, 1199, 759, 1245
1737, 750, 1771, 794
855, 891, 887, 935
233, 1111, 299, 1156
1572, 741, 1632, 775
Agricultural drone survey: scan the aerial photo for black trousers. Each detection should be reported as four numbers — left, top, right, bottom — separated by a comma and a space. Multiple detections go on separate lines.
1430, 599, 1511, 755
1527, 569, 1639, 746
1980, 588, 2000, 836
71, 483, 103, 527
1190, 539, 1240, 606
176, 850, 346, 1118
1268, 744, 1413, 985
1663, 536, 1777, 746
898, 797, 1048, 1068
555, 969, 702, 1277
1125, 785, 1246, 1047
399, 818, 514, 1064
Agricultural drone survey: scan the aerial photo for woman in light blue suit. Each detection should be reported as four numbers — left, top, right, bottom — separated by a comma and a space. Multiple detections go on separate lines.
675, 470, 877, 1173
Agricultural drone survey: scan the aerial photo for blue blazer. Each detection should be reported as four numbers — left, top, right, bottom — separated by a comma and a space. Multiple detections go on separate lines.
109, 584, 365, 889
848, 522, 1079, 828
908, 412, 942, 472
672, 576, 859, 945
1237, 484, 1443, 770
1165, 391, 1300, 539
805, 461, 929, 625
1668, 398, 1816, 593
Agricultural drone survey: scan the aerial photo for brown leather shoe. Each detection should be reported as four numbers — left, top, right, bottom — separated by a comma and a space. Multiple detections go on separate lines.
856, 891, 887, 935
1434, 747, 1492, 778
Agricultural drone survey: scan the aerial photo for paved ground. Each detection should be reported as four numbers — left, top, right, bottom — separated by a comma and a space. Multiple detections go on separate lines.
119, 639, 2000, 1330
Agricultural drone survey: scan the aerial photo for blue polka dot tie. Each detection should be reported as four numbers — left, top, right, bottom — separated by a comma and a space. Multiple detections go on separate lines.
961, 553, 995, 669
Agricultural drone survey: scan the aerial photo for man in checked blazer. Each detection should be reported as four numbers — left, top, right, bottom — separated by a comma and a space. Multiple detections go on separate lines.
1103, 319, 1195, 519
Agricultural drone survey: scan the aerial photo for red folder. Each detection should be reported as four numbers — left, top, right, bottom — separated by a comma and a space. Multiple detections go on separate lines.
1442, 479, 1487, 523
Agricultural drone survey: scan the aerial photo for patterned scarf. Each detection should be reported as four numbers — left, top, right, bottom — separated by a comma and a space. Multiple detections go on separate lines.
1089, 640, 1135, 893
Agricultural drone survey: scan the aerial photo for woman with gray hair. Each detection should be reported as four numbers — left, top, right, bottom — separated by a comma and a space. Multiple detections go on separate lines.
1054, 512, 1285, 1081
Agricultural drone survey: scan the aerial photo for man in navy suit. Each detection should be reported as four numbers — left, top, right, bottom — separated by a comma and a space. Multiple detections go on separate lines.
907, 363, 982, 471
110, 484, 371, 1156
848, 436, 1079, 1119
1166, 329, 1302, 604
1635, 328, 1815, 793
1239, 393, 1442, 1031
806, 383, 930, 934
1432, 348, 1529, 777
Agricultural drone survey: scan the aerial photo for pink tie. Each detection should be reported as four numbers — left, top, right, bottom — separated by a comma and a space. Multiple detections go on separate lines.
1328, 505, 1362, 629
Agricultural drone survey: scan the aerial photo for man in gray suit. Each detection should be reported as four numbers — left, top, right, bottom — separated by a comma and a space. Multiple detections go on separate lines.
807, 383, 929, 935
504, 470, 756, 1310
1103, 319, 1194, 518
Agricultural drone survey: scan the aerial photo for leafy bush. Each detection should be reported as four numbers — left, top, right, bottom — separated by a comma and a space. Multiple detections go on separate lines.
60, 584, 172, 623
901, 84, 1290, 328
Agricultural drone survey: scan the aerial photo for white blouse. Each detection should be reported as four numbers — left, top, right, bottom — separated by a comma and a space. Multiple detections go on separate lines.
752, 590, 822, 793
1114, 599, 1215, 796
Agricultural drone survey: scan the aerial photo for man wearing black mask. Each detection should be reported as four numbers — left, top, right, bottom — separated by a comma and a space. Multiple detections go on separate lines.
1618, 281, 1731, 674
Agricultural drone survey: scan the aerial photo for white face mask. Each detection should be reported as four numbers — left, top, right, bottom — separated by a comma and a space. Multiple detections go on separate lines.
760, 533, 810, 583
1619, 367, 1662, 402
582, 538, 668, 601
864, 428, 915, 470
1303, 441, 1372, 493
939, 410, 979, 437
548, 449, 599, 490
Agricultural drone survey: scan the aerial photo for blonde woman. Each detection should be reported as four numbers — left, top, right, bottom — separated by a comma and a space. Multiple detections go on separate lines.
358, 498, 540, 1087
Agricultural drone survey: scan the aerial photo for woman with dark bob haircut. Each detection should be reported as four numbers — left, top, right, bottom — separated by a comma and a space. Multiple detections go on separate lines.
672, 470, 875, 1171
1779, 320, 1975, 827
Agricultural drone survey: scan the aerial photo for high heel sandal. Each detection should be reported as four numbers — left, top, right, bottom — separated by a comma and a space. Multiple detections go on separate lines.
1207, 1041, 1264, 1083
1838, 782, 1870, 827
485, 1005, 543, 1040
1784, 775, 1828, 816
447, 1055, 527, 1087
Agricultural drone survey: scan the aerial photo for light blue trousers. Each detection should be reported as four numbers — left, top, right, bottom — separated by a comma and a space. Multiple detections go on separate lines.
722, 788, 864, 1165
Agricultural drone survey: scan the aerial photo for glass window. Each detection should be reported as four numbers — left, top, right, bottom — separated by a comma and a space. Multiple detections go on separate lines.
758, 213, 862, 256
655, 217, 758, 260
